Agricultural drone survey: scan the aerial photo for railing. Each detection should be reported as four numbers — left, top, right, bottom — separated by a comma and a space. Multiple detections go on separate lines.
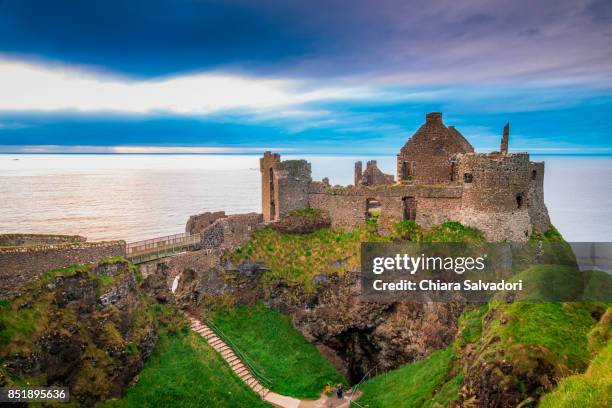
126, 233, 201, 263
348, 364, 380, 407
205, 317, 273, 392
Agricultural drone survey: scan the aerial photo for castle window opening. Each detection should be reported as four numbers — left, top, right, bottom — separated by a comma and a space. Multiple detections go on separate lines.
450, 161, 456, 181
366, 198, 382, 220
516, 192, 524, 209
402, 197, 416, 221
463, 173, 473, 183
531, 169, 537, 180
401, 161, 415, 180
269, 167, 276, 219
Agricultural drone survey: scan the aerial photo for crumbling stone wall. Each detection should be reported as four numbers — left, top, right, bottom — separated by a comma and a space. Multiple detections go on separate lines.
200, 212, 264, 250
276, 160, 311, 219
396, 112, 474, 184
260, 151, 281, 222
355, 160, 394, 186
308, 182, 462, 232
260, 153, 311, 222
0, 240, 126, 299
527, 161, 551, 232
0, 233, 86, 247
185, 211, 226, 235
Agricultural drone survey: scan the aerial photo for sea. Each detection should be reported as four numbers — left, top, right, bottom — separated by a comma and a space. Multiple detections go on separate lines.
1, 154, 611, 243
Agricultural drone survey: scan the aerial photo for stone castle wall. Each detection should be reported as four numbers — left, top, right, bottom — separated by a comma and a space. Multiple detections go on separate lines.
185, 211, 227, 235
455, 152, 534, 240
200, 212, 264, 250
308, 182, 462, 231
0, 240, 126, 299
260, 151, 281, 222
276, 160, 312, 218
527, 161, 551, 232
396, 113, 473, 184
0, 233, 86, 247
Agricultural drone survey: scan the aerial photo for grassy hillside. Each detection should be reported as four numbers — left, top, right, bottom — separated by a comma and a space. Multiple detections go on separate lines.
356, 348, 460, 408
208, 302, 346, 399
101, 327, 271, 408
538, 307, 611, 408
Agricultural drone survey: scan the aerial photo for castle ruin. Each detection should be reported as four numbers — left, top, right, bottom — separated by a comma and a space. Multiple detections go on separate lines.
260, 112, 551, 241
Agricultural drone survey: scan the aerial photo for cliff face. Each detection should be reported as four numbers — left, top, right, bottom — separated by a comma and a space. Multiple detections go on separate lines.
0, 259, 157, 406
172, 256, 463, 382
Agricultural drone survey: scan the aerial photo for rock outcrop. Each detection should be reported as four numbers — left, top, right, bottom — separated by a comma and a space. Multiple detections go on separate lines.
0, 259, 156, 406
173, 258, 463, 382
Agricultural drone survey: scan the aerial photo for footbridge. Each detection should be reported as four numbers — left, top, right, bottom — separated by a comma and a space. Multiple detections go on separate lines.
126, 233, 201, 264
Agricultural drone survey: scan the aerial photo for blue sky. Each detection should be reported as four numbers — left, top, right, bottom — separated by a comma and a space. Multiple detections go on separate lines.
0, 0, 611, 154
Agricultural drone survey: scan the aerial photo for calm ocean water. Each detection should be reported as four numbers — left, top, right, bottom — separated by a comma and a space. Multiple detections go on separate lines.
1, 154, 611, 242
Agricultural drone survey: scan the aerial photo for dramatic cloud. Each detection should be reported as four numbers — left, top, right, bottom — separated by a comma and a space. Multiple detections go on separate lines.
0, 0, 610, 153
0, 58, 378, 114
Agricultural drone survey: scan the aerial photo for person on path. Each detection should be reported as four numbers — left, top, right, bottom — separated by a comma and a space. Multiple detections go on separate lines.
336, 383, 344, 399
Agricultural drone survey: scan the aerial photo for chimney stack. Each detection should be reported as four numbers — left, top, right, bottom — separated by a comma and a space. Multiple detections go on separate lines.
426, 112, 442, 124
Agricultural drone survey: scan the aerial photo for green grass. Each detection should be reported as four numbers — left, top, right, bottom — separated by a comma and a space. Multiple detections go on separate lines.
356, 348, 457, 408
538, 341, 611, 408
288, 208, 325, 219
208, 303, 346, 399
483, 300, 600, 372
420, 221, 485, 243
230, 220, 487, 294
231, 224, 385, 293
100, 330, 271, 408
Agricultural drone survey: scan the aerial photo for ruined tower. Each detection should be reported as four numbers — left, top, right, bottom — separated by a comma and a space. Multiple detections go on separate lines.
501, 122, 509, 156
354, 161, 363, 187
260, 152, 312, 222
260, 151, 281, 222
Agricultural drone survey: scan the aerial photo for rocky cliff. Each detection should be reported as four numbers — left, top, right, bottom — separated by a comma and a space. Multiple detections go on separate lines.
0, 258, 157, 406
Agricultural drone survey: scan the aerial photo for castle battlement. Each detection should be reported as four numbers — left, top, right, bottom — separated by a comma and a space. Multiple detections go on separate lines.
260, 112, 551, 241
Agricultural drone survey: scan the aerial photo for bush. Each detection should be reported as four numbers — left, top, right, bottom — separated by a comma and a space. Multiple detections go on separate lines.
391, 220, 422, 241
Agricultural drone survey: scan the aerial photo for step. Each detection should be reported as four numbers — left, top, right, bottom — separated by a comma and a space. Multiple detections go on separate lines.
227, 356, 240, 365
235, 367, 249, 377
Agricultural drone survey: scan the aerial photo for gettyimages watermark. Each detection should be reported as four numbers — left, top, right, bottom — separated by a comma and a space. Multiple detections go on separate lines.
360, 242, 612, 303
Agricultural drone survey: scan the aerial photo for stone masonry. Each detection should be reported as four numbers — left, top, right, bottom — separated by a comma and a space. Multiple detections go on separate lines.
259, 112, 551, 241
0, 238, 126, 299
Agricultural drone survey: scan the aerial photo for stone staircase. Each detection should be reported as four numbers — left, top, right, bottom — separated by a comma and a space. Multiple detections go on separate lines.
188, 314, 356, 408
187, 316, 271, 399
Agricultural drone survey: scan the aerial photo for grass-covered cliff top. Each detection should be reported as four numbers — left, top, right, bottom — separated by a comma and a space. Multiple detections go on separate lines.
0, 257, 153, 404
230, 219, 486, 293
357, 297, 610, 407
